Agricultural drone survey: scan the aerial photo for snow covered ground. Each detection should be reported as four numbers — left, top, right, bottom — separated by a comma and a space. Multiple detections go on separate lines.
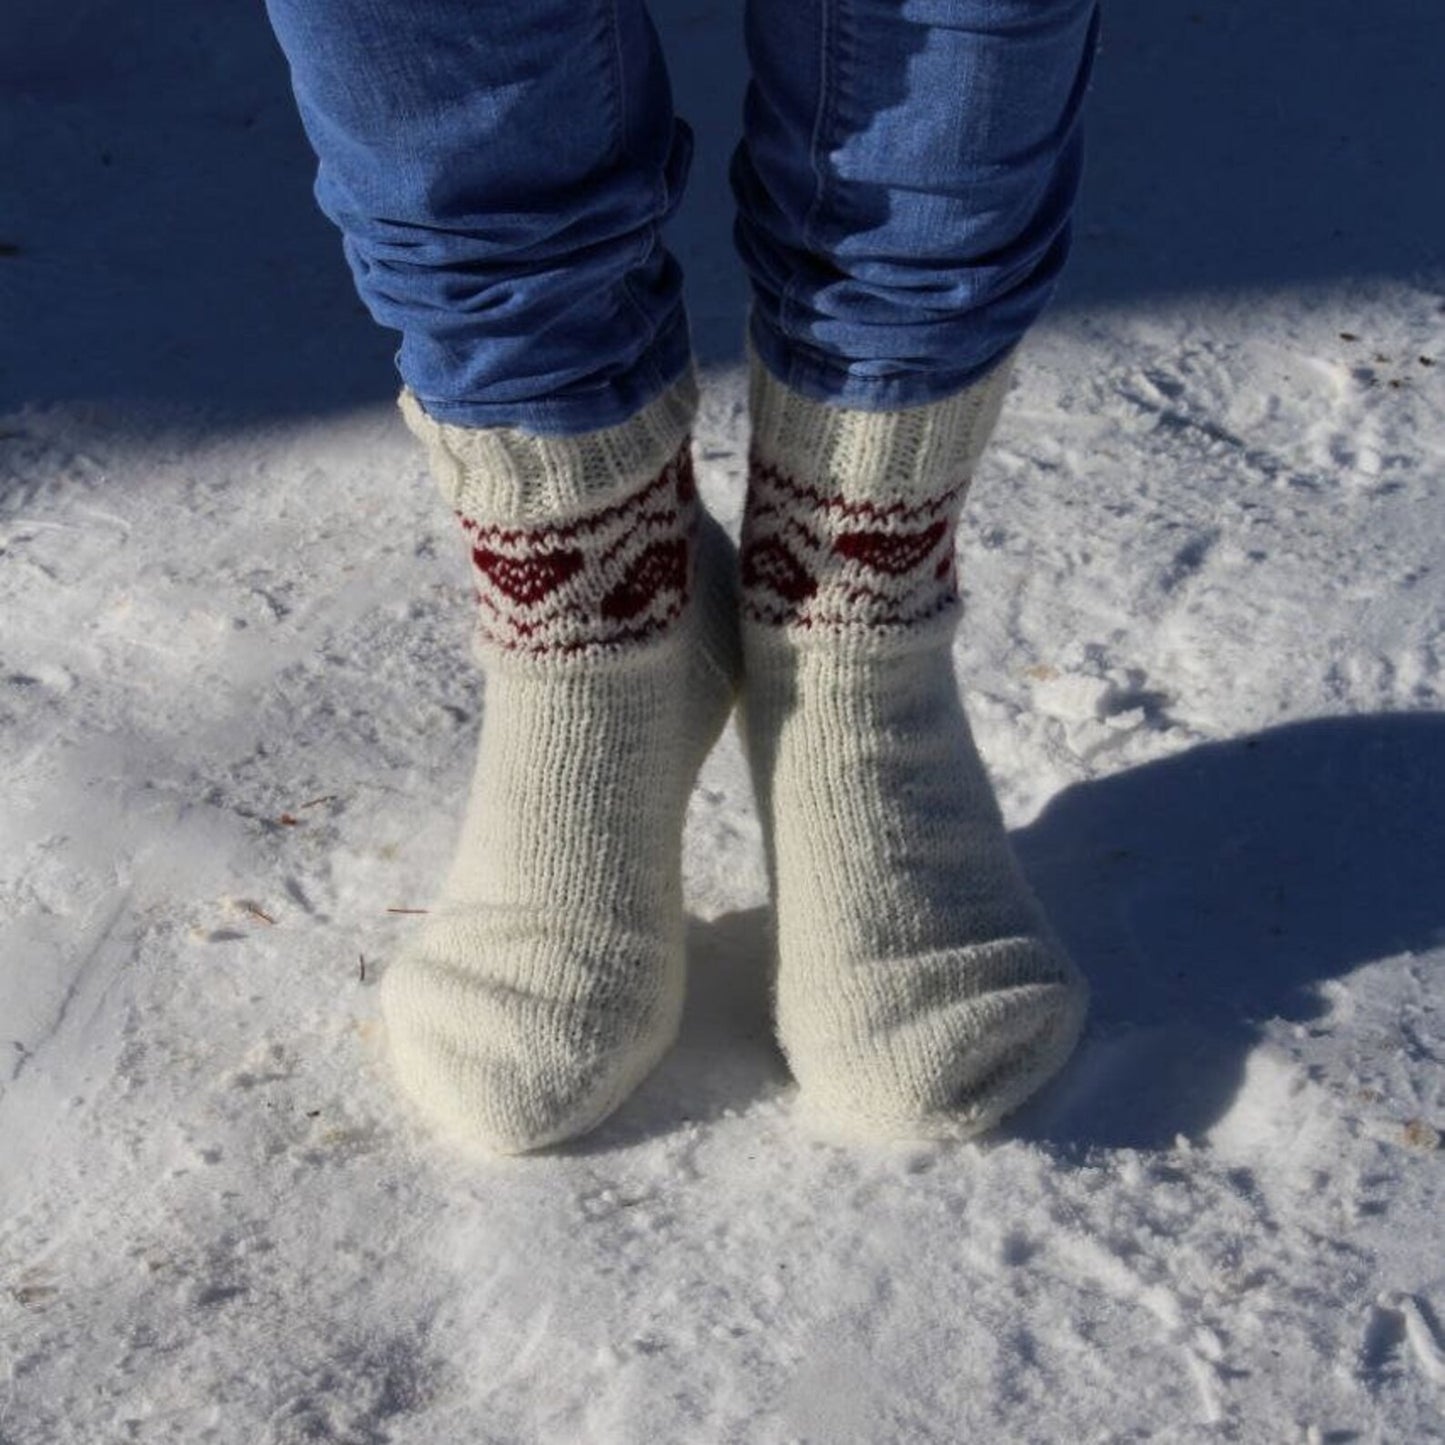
2, 2, 1443, 1441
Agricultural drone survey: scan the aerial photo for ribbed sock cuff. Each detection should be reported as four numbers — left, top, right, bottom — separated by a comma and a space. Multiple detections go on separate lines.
399, 365, 700, 524
746, 340, 1013, 502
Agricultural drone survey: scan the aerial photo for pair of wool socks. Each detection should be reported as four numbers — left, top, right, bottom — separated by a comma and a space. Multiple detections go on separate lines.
379, 353, 1086, 1152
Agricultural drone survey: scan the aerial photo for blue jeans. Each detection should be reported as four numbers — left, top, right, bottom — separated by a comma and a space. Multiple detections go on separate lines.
266, 0, 1100, 435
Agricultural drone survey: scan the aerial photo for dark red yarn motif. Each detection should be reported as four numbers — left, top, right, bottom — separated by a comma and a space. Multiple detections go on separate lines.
740, 537, 819, 606
458, 444, 697, 655
833, 520, 948, 576
740, 452, 964, 629
600, 538, 689, 621
469, 545, 585, 606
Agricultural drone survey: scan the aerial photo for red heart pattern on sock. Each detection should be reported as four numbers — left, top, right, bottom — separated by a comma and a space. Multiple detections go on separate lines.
457, 443, 697, 656
833, 520, 948, 576
741, 452, 965, 631
470, 546, 585, 606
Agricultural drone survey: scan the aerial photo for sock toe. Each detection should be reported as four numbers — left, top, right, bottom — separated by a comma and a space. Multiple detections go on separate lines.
380, 911, 683, 1153
785, 941, 1088, 1140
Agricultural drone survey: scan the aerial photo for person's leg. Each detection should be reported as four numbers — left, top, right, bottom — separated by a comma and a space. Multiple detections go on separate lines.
266, 0, 741, 1151
265, 0, 694, 434
732, 0, 1100, 409
731, 0, 1100, 1137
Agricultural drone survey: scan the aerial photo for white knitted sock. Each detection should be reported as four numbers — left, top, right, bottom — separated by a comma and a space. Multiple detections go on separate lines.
380, 369, 740, 1153
740, 349, 1087, 1140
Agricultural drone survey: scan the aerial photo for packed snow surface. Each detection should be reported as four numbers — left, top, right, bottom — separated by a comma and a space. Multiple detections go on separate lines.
2, 2, 1443, 1441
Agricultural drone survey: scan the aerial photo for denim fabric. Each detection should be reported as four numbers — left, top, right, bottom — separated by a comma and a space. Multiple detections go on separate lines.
733, 0, 1101, 410
266, 0, 1100, 435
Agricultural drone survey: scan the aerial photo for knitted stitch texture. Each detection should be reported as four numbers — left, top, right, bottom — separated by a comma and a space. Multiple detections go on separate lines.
740, 346, 1087, 1139
380, 368, 740, 1153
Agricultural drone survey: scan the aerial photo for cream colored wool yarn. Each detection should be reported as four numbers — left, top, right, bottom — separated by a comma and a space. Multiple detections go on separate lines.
380, 368, 740, 1153
740, 345, 1088, 1139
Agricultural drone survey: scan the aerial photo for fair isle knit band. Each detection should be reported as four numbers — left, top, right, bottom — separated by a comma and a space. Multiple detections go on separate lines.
399, 372, 701, 659
741, 456, 965, 632
458, 444, 698, 657
741, 346, 1014, 635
